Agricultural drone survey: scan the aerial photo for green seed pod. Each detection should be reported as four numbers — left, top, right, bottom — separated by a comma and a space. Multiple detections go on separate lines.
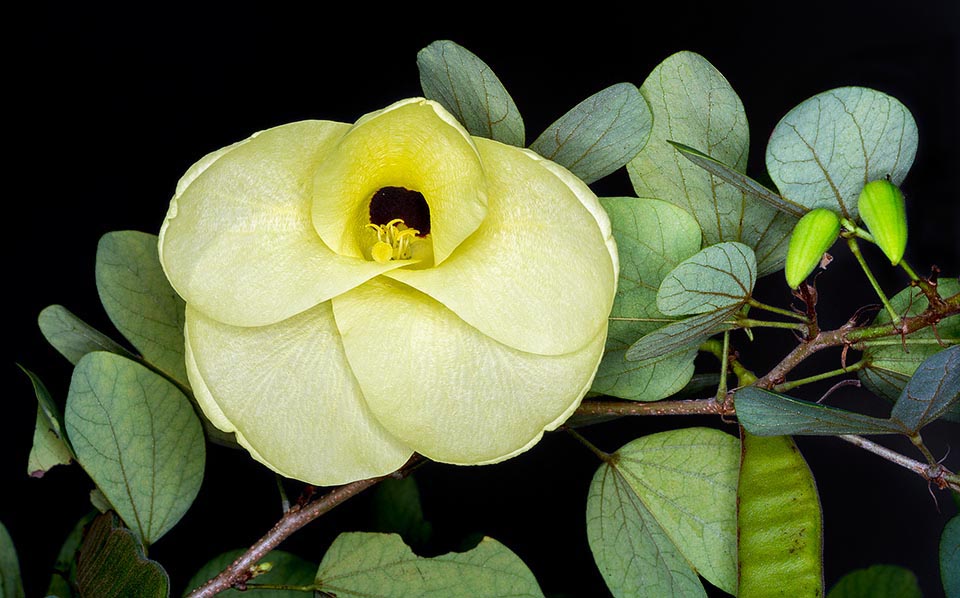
857, 179, 907, 265
785, 208, 841, 289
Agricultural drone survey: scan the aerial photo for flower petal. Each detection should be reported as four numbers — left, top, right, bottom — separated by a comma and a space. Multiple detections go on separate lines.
311, 99, 488, 265
387, 138, 617, 355
160, 120, 405, 327
332, 277, 607, 465
185, 303, 413, 486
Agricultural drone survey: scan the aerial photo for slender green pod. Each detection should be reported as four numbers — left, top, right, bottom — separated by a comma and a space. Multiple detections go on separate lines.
784, 208, 841, 289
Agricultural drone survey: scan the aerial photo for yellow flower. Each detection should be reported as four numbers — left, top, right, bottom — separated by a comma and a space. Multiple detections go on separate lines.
158, 99, 618, 486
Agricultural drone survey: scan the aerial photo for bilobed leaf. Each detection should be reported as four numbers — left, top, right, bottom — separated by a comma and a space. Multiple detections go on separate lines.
184, 550, 315, 598
75, 513, 168, 598
738, 433, 823, 597
38, 304, 134, 366
0, 522, 25, 598
669, 141, 807, 218
625, 308, 735, 365
417, 40, 524, 146
592, 197, 702, 400
735, 387, 902, 436
20, 366, 74, 477
530, 83, 652, 184
586, 428, 740, 597
858, 279, 960, 411
65, 352, 205, 545
314, 532, 544, 598
47, 512, 96, 598
941, 515, 960, 598
890, 344, 960, 433
765, 87, 918, 219
628, 51, 797, 276
657, 242, 756, 316
827, 564, 921, 598
96, 231, 189, 388
371, 476, 433, 549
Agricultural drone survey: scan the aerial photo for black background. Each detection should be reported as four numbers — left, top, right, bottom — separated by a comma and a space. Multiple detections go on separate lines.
7, 3, 960, 597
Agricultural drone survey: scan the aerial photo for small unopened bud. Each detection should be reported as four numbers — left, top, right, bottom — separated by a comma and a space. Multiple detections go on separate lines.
857, 179, 907, 265
785, 208, 841, 289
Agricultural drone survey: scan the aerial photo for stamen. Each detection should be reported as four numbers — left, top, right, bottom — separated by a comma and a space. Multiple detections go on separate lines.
366, 219, 421, 263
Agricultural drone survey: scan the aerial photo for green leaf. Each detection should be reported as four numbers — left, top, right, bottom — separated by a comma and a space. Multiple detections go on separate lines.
669, 141, 807, 218
38, 304, 134, 366
625, 308, 735, 365
47, 512, 96, 598
592, 197, 702, 400
417, 40, 524, 146
628, 51, 797, 276
738, 433, 823, 597
371, 476, 433, 549
657, 242, 756, 316
765, 87, 918, 220
827, 564, 921, 598
735, 387, 902, 436
0, 522, 25, 598
75, 513, 168, 598
942, 515, 960, 598
530, 83, 652, 184
586, 428, 740, 597
20, 366, 74, 477
65, 352, 205, 545
184, 550, 315, 598
96, 231, 189, 388
858, 279, 960, 409
315, 532, 544, 597
890, 344, 960, 433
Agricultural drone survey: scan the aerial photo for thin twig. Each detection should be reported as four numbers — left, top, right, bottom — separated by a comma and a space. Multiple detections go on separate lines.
838, 435, 959, 493
185, 455, 423, 598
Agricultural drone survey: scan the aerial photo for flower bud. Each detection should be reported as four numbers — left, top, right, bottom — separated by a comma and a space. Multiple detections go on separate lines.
785, 208, 841, 289
857, 179, 907, 265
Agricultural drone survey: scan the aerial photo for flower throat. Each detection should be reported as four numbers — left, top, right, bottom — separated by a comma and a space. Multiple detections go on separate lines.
366, 186, 431, 264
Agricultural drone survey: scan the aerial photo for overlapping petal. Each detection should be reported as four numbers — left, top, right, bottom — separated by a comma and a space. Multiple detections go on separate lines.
332, 277, 607, 465
185, 303, 413, 486
160, 120, 405, 328
312, 99, 488, 265
386, 138, 617, 355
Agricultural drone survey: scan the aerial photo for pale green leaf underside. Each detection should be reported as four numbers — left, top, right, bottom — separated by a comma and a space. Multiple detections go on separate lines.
735, 387, 903, 436
765, 86, 918, 220
417, 40, 524, 146
315, 532, 544, 598
185, 550, 315, 598
669, 141, 807, 218
628, 50, 797, 276
20, 366, 74, 477
593, 197, 702, 400
826, 564, 921, 598
890, 344, 960, 432
38, 304, 135, 366
625, 308, 735, 365
530, 83, 652, 184
96, 231, 189, 388
65, 352, 205, 545
587, 428, 740, 597
941, 515, 960, 598
657, 242, 756, 316
0, 522, 25, 598
738, 433, 823, 597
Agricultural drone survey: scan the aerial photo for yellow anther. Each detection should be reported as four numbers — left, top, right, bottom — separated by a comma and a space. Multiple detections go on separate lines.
365, 219, 421, 262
